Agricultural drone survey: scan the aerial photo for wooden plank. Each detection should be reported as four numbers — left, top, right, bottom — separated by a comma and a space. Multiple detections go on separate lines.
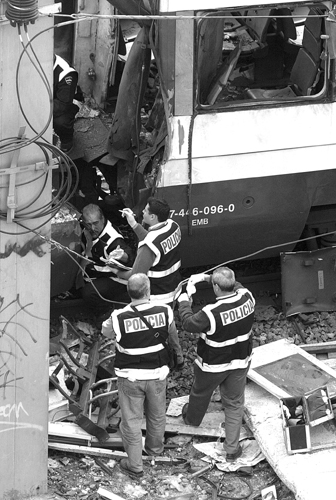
48, 443, 187, 464
48, 421, 123, 447
49, 443, 126, 458
248, 339, 336, 399
163, 412, 253, 439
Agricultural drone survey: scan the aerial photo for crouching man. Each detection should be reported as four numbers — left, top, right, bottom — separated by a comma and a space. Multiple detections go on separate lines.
102, 273, 178, 477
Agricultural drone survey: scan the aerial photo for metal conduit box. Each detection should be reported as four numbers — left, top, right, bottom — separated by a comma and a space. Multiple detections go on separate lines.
281, 246, 336, 317
280, 386, 335, 454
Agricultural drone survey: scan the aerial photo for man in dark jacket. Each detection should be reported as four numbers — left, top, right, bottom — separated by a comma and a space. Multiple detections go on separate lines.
53, 54, 80, 152
178, 267, 255, 462
102, 273, 177, 477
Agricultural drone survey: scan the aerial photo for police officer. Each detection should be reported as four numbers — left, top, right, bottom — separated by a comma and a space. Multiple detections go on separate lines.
53, 54, 81, 152
116, 198, 182, 305
102, 273, 177, 477
177, 267, 255, 462
113, 198, 184, 366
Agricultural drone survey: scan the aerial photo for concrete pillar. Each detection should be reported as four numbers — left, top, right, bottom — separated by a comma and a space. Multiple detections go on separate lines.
0, 2, 54, 497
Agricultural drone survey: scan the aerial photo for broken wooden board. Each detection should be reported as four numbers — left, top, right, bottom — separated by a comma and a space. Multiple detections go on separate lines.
248, 339, 336, 399
154, 402, 253, 439
48, 443, 130, 459
48, 422, 123, 448
48, 443, 187, 466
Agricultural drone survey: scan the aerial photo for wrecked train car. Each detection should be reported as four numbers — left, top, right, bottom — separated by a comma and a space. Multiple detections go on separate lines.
105, 0, 336, 268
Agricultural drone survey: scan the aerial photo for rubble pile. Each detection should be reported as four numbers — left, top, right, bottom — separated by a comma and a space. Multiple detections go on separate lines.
48, 305, 336, 500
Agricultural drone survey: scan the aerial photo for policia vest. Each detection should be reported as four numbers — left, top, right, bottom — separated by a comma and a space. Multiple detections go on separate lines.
196, 288, 255, 373
83, 220, 126, 280
112, 303, 173, 370
139, 220, 182, 304
53, 56, 78, 100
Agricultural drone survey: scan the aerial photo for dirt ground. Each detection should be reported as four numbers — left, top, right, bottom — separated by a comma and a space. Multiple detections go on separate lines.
48, 443, 295, 500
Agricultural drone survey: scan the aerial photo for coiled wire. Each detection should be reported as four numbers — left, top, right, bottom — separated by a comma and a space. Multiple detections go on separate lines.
0, 140, 79, 235
6, 0, 39, 27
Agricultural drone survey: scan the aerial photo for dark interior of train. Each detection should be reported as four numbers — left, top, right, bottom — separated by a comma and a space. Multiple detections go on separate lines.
197, 4, 328, 106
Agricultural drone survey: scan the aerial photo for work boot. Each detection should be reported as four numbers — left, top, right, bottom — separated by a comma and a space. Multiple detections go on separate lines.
119, 458, 144, 478
226, 444, 243, 462
182, 403, 193, 426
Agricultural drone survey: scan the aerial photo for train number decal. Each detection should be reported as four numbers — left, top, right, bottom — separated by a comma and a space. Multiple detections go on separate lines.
169, 204, 235, 218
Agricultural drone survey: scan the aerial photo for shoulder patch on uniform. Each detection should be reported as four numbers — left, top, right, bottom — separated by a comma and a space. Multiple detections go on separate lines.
65, 76, 73, 85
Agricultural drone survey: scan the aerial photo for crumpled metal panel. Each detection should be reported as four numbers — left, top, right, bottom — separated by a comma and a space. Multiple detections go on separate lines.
281, 246, 336, 317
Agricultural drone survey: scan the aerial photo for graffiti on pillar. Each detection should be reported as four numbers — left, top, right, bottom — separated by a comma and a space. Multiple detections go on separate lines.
0, 293, 45, 434
0, 235, 47, 259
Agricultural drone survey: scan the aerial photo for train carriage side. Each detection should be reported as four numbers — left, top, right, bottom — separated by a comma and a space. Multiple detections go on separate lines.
154, 1, 336, 267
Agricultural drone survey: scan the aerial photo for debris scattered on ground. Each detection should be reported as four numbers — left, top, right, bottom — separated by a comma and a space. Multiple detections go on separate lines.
48, 265, 336, 500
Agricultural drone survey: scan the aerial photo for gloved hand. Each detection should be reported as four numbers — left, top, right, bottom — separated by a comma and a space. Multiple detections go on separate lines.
186, 273, 210, 296
108, 245, 124, 261
120, 208, 137, 228
189, 273, 209, 284
186, 282, 197, 297
177, 293, 192, 303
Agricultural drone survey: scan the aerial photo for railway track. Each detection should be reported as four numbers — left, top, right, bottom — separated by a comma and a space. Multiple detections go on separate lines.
50, 271, 282, 327
50, 268, 336, 350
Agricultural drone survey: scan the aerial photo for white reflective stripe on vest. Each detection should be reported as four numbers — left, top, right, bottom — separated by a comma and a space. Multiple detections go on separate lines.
150, 281, 182, 304
195, 354, 252, 373
116, 342, 165, 356
54, 55, 76, 82
148, 260, 181, 278
200, 330, 252, 348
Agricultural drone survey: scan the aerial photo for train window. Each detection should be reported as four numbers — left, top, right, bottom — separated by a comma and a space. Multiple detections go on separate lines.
196, 4, 330, 108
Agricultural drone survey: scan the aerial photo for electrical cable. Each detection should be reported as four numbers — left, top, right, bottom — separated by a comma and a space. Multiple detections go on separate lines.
68, 12, 327, 21
0, 142, 78, 232
15, 24, 53, 143
11, 216, 336, 307
180, 228, 336, 285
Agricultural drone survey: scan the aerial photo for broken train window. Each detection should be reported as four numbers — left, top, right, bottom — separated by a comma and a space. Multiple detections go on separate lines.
196, 4, 332, 107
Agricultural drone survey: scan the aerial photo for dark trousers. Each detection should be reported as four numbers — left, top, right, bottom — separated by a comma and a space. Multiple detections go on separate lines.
81, 277, 129, 315
53, 107, 77, 145
186, 363, 250, 453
